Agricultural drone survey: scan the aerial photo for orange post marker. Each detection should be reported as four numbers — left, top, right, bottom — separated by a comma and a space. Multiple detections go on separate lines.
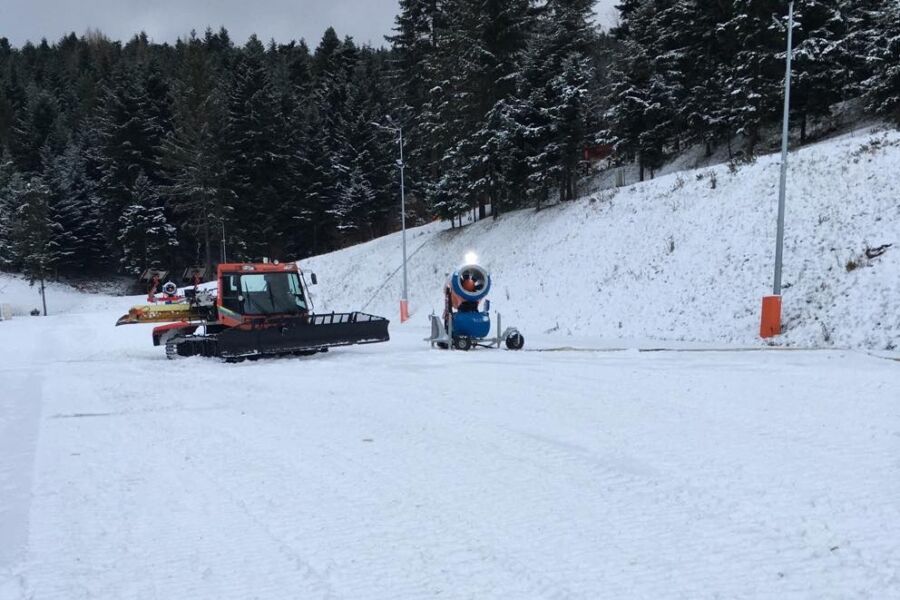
400, 299, 410, 323
760, 295, 782, 338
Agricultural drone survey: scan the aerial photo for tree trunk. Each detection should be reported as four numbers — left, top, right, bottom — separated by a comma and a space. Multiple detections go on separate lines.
800, 113, 807, 144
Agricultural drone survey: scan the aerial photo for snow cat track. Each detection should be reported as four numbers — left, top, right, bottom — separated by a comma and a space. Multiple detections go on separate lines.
164, 312, 389, 361
165, 335, 219, 360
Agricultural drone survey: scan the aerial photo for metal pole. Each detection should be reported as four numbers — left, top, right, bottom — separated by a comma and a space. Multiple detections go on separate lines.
399, 127, 408, 307
40, 269, 47, 316
773, 1, 793, 296
221, 219, 227, 264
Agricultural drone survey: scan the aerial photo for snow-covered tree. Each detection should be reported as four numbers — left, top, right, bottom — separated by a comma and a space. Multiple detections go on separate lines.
513, 0, 596, 202
223, 35, 294, 259
164, 33, 233, 271
44, 140, 105, 272
117, 172, 178, 274
95, 60, 170, 255
6, 173, 55, 277
864, 0, 900, 124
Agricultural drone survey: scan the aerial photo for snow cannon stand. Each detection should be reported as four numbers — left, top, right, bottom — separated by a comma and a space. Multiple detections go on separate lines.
426, 263, 524, 351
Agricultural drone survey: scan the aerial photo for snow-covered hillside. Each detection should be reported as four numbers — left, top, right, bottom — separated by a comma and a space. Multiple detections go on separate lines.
303, 127, 900, 351
0, 274, 101, 317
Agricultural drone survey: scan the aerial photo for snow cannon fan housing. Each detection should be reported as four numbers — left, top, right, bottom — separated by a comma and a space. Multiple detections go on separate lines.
448, 264, 492, 339
449, 264, 491, 304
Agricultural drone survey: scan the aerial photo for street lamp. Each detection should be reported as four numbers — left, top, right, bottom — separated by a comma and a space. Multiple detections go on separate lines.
220, 217, 227, 264
761, 1, 794, 338
372, 119, 409, 323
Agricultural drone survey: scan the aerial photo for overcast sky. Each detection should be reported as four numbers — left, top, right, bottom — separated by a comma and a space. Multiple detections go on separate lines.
1, 0, 620, 49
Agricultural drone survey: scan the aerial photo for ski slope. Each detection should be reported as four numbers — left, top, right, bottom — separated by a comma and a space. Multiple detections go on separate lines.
302, 126, 900, 351
1, 285, 900, 599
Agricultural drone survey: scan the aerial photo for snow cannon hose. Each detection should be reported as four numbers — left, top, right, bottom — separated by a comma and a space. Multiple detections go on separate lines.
450, 264, 491, 303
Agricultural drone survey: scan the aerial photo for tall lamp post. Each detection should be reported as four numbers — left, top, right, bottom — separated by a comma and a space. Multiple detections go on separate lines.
372, 119, 409, 323
761, 1, 794, 338
220, 217, 227, 264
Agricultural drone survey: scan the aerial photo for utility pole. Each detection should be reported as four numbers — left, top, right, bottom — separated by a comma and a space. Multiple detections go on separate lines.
761, 1, 794, 338
372, 119, 409, 322
39, 261, 47, 316
220, 218, 227, 264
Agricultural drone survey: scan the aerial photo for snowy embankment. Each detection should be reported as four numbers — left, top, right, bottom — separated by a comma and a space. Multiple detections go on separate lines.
0, 274, 88, 317
0, 273, 129, 318
303, 127, 900, 351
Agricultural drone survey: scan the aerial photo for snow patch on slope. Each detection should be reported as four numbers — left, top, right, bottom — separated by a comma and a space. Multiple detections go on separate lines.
302, 127, 900, 351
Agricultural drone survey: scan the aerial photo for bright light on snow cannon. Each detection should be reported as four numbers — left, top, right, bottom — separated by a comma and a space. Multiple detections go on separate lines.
464, 251, 478, 265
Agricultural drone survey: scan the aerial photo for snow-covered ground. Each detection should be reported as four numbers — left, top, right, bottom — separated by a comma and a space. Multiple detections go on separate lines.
303, 126, 900, 351
2, 283, 900, 599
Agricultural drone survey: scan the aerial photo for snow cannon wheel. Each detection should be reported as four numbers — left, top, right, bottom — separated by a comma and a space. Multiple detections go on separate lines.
505, 331, 524, 350
453, 337, 472, 351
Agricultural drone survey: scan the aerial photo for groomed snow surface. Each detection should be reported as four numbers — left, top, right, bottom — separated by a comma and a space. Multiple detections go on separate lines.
2, 129, 899, 599
1, 299, 899, 599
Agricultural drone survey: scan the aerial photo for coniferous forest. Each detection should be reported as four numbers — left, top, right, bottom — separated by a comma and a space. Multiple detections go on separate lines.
0, 0, 898, 279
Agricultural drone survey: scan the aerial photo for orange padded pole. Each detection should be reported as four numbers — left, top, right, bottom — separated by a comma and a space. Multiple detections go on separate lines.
400, 299, 410, 323
760, 295, 782, 338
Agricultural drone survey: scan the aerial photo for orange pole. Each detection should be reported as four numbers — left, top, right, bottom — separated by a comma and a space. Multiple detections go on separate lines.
760, 295, 782, 338
400, 299, 409, 323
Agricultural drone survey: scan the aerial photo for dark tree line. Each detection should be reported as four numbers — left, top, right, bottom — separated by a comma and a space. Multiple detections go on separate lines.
0, 0, 897, 279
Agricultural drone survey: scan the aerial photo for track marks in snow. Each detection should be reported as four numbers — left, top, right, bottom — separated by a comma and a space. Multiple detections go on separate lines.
4, 314, 900, 599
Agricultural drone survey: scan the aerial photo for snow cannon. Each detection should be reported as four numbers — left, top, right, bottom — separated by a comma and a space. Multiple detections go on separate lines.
426, 259, 524, 351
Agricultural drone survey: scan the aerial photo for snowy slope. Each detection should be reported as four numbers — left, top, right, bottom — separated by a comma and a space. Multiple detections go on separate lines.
302, 126, 900, 351
0, 273, 130, 318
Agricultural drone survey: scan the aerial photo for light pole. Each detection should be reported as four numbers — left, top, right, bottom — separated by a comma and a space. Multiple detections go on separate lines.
220, 218, 227, 264
372, 119, 409, 323
761, 1, 794, 338
39, 260, 47, 316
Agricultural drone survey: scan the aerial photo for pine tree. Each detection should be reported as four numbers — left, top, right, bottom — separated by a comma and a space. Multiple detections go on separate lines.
7, 173, 55, 277
790, 0, 850, 141
223, 35, 293, 259
514, 0, 596, 202
387, 0, 440, 207
117, 172, 178, 274
720, 0, 786, 153
164, 34, 233, 271
864, 0, 900, 124
9, 87, 63, 173
0, 150, 17, 266
44, 139, 106, 272
95, 62, 169, 253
